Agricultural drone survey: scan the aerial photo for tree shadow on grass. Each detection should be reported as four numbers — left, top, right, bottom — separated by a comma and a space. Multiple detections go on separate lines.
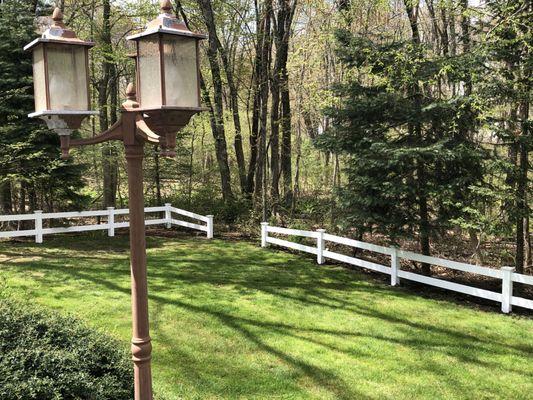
2, 237, 532, 398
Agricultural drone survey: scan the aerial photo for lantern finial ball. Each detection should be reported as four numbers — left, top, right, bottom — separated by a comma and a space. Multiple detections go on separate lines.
52, 7, 63, 23
160, 0, 172, 13
126, 83, 136, 100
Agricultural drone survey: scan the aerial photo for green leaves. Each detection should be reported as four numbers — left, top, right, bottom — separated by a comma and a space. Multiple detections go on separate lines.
317, 29, 486, 249
0, 299, 133, 400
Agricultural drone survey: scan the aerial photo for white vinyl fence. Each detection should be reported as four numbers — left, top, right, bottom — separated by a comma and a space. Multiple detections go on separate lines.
0, 203, 213, 242
260, 223, 533, 314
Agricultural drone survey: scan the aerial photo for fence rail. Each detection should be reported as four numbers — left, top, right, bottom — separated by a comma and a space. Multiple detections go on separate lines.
0, 203, 214, 242
260, 222, 532, 314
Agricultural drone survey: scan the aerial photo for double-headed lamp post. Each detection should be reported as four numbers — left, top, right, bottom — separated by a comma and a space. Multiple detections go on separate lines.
25, 2, 206, 399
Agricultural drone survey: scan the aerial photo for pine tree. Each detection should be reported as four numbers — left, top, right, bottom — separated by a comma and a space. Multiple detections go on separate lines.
0, 0, 87, 213
316, 30, 486, 274
482, 0, 532, 272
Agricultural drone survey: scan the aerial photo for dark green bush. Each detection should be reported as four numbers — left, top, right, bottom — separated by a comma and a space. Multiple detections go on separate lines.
169, 186, 252, 224
0, 299, 133, 400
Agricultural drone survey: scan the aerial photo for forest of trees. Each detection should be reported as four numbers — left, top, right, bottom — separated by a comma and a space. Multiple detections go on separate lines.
0, 0, 530, 274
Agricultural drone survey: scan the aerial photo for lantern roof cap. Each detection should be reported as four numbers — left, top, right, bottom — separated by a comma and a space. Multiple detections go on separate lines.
24, 7, 94, 51
126, 0, 206, 41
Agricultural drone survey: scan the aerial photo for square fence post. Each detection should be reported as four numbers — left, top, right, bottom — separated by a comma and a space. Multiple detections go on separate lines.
391, 247, 400, 286
316, 229, 326, 264
261, 222, 269, 247
206, 215, 214, 239
165, 203, 172, 228
34, 210, 43, 243
501, 266, 515, 314
107, 207, 115, 237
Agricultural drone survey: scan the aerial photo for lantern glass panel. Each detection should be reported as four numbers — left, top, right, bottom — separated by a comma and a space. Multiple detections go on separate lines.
47, 44, 88, 111
32, 45, 47, 112
138, 37, 162, 108
163, 35, 198, 108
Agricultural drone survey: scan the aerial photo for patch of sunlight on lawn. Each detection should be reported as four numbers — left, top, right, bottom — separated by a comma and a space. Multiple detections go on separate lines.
0, 232, 532, 400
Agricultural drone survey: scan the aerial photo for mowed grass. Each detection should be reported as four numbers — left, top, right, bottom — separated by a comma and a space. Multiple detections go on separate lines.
0, 232, 532, 400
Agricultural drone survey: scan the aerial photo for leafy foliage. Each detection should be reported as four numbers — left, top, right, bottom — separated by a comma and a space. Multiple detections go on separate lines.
0, 298, 133, 400
316, 30, 487, 250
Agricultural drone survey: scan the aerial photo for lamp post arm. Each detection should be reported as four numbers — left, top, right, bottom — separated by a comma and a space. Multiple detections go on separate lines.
60, 118, 125, 159
70, 119, 124, 147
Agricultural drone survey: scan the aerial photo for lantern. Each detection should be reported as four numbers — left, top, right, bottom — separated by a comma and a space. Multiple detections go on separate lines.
127, 0, 206, 110
24, 7, 97, 135
126, 0, 206, 155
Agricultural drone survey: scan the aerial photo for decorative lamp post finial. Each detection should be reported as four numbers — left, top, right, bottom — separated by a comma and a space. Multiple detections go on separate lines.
160, 0, 172, 13
51, 7, 64, 26
123, 82, 139, 111
126, 82, 136, 100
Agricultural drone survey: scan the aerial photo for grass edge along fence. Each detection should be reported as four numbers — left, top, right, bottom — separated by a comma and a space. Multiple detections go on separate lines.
260, 222, 533, 314
0, 203, 214, 242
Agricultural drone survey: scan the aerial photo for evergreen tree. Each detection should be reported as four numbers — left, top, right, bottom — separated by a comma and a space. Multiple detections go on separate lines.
0, 0, 87, 213
316, 30, 486, 273
482, 0, 531, 272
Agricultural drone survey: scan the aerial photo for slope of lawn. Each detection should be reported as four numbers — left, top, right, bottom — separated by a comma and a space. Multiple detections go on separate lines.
0, 232, 532, 400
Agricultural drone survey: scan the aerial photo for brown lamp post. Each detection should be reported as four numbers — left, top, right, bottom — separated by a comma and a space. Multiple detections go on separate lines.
25, 2, 206, 399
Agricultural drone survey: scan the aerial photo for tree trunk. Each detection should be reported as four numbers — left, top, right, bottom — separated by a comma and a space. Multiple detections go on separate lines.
270, 26, 281, 207
198, 0, 234, 202
515, 100, 529, 273
247, 0, 270, 196
279, 0, 297, 207
18, 182, 26, 214
188, 133, 195, 206
292, 122, 301, 217
404, 0, 431, 275
28, 183, 37, 212
214, 36, 247, 193
0, 182, 12, 214
99, 0, 117, 208
154, 147, 162, 206
280, 72, 293, 207
254, 0, 272, 215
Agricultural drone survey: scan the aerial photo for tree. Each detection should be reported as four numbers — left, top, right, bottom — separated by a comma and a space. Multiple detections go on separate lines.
270, 0, 297, 210
97, 0, 118, 208
483, 0, 532, 272
197, 0, 234, 202
316, 26, 486, 274
0, 0, 86, 215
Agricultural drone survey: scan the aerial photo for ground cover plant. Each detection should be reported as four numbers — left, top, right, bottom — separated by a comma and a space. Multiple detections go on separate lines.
0, 232, 532, 400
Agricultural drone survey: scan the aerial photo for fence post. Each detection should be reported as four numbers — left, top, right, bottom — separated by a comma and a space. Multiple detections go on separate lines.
107, 207, 115, 237
316, 229, 326, 264
206, 215, 214, 239
165, 203, 172, 228
391, 247, 400, 286
34, 210, 43, 243
261, 222, 269, 247
501, 266, 514, 314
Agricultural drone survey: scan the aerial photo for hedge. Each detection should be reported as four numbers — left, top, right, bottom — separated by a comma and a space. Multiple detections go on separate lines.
0, 299, 133, 399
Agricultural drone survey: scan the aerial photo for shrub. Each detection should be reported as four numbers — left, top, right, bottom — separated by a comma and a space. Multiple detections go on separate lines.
0, 299, 133, 400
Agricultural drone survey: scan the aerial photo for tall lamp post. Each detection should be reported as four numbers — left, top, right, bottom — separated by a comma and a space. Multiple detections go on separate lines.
25, 2, 206, 399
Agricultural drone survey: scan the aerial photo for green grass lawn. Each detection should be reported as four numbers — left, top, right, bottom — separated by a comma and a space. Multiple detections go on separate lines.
0, 232, 532, 400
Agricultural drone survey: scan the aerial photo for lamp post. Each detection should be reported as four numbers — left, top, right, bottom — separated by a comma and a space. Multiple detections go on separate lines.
25, 2, 206, 399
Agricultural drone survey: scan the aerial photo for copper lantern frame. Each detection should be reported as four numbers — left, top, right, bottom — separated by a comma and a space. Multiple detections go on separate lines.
126, 0, 207, 156
25, 2, 207, 399
24, 7, 98, 132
